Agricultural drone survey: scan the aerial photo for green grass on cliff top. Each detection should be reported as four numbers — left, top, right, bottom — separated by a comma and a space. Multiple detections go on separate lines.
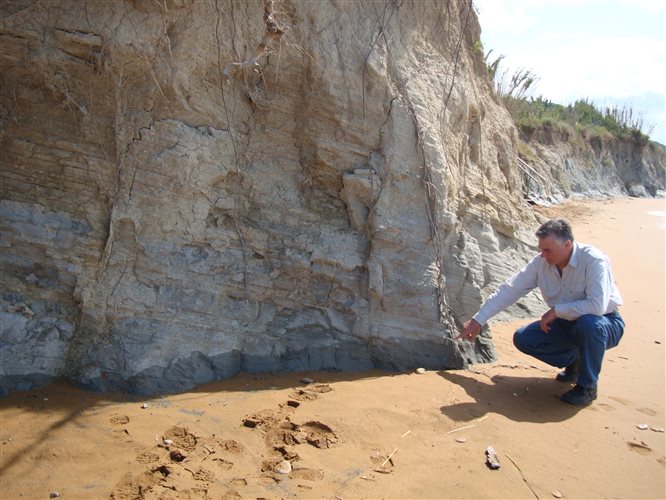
506, 97, 652, 145
485, 53, 655, 145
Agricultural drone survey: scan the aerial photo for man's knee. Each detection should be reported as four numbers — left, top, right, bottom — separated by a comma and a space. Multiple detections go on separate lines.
575, 314, 604, 336
577, 313, 601, 326
513, 328, 529, 352
575, 313, 624, 348
513, 320, 547, 354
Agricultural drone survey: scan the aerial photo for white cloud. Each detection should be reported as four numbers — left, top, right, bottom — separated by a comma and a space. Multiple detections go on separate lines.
615, 0, 666, 13
521, 36, 666, 100
527, 33, 666, 102
474, 0, 537, 35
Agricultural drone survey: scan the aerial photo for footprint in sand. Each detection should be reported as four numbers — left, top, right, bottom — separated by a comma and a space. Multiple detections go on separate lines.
218, 438, 243, 453
163, 425, 197, 450
268, 421, 304, 447
288, 384, 333, 402
110, 471, 159, 500
370, 452, 396, 474
249, 416, 335, 482
115, 425, 253, 498
109, 414, 130, 425
193, 467, 215, 484
308, 384, 333, 394
243, 389, 336, 484
136, 450, 160, 464
265, 420, 338, 450
242, 409, 279, 431
212, 457, 234, 470
300, 421, 338, 449
288, 389, 319, 401
197, 435, 243, 455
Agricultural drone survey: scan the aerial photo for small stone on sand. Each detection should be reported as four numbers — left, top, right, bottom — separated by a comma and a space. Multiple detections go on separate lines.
637, 424, 649, 430
552, 490, 563, 498
415, 368, 426, 374
455, 437, 467, 443
141, 403, 148, 409
485, 446, 501, 469
650, 426, 665, 433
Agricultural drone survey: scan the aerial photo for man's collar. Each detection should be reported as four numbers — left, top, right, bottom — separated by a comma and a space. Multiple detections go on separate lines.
568, 241, 580, 268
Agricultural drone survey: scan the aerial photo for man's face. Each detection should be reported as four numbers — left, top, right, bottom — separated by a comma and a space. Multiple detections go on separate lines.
538, 235, 573, 268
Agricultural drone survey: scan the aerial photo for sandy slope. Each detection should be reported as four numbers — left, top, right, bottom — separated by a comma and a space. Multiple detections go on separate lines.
1, 197, 664, 499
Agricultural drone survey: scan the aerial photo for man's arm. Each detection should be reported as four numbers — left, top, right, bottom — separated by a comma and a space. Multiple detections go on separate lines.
457, 256, 540, 342
471, 256, 541, 325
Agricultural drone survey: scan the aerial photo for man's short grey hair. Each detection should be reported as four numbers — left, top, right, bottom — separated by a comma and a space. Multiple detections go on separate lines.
536, 219, 574, 242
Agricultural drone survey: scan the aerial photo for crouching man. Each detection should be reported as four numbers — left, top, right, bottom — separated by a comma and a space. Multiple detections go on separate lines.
458, 219, 624, 406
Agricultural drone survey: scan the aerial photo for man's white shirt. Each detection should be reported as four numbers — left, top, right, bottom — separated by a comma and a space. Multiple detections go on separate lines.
473, 242, 623, 325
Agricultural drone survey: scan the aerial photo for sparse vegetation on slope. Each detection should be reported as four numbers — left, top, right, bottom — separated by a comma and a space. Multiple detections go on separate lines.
485, 51, 655, 145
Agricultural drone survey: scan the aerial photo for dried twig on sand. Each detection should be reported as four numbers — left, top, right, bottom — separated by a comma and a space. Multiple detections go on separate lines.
504, 453, 540, 499
447, 424, 475, 434
381, 448, 397, 467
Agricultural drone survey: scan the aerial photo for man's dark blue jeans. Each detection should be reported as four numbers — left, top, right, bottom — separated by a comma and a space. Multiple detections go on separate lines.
513, 311, 625, 388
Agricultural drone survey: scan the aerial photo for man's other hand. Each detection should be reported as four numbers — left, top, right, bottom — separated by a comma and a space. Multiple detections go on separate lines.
540, 308, 557, 332
456, 319, 482, 342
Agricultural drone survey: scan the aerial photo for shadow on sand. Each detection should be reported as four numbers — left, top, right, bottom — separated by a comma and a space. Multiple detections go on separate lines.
438, 371, 585, 424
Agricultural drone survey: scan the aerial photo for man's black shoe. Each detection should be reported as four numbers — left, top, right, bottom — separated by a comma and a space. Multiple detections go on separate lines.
561, 384, 597, 406
556, 357, 580, 383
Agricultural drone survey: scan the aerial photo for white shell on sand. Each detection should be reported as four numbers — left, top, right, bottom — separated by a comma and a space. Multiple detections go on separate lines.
455, 437, 467, 443
651, 426, 665, 432
637, 424, 649, 430
163, 439, 173, 446
552, 490, 563, 498
275, 460, 292, 474
415, 368, 426, 374
141, 403, 148, 409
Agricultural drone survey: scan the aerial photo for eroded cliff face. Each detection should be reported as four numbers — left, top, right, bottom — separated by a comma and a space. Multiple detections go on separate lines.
518, 126, 666, 203
1, 0, 542, 395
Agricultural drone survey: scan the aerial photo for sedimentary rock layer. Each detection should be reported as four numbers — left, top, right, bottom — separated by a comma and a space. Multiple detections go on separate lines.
1, 0, 546, 394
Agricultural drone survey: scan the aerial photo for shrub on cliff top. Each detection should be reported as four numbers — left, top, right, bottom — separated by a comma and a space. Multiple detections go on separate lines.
508, 96, 650, 145
486, 52, 653, 145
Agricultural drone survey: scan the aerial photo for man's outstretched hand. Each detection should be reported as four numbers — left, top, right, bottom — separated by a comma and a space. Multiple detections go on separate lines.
456, 318, 482, 342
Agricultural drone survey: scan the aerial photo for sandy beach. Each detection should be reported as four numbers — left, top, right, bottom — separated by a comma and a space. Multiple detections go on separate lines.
1, 196, 664, 499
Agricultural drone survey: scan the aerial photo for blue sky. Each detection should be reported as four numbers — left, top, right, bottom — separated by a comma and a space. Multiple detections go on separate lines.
475, 0, 666, 145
